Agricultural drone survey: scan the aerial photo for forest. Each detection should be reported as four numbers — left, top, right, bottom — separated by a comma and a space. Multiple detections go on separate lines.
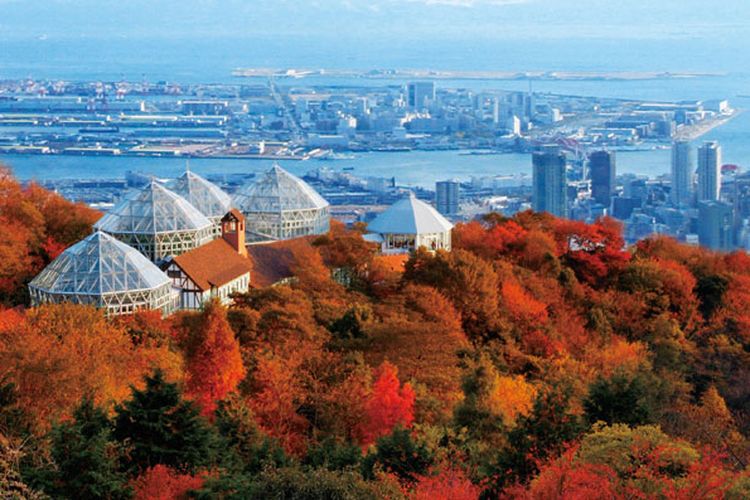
3, 168, 750, 499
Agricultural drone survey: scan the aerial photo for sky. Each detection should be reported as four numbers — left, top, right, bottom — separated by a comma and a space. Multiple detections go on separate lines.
1, 0, 749, 41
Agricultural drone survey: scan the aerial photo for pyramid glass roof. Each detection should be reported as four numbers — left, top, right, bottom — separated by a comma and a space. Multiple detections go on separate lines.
29, 231, 171, 296
94, 180, 212, 235
167, 171, 232, 220
233, 164, 329, 213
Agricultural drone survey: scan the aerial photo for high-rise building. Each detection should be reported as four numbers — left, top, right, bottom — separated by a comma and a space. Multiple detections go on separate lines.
532, 148, 568, 218
407, 82, 436, 111
589, 150, 616, 208
435, 179, 460, 217
671, 140, 692, 206
697, 141, 722, 202
698, 200, 734, 251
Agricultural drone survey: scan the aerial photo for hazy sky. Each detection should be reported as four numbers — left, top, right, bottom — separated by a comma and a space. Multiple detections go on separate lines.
1, 0, 749, 41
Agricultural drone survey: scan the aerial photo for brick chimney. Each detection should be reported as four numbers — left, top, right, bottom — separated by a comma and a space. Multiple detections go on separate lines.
221, 209, 247, 257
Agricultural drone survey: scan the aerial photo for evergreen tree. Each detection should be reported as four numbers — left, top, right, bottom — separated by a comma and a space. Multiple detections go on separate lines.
50, 397, 129, 499
113, 370, 217, 475
485, 384, 584, 496
696, 274, 729, 319
214, 395, 288, 475
362, 426, 433, 483
584, 371, 657, 426
304, 437, 362, 471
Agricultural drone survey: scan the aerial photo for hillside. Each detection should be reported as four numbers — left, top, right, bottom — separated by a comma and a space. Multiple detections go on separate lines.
2, 175, 750, 498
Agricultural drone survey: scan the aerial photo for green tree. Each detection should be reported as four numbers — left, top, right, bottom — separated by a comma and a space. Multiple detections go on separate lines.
195, 467, 400, 500
304, 437, 362, 471
583, 371, 657, 426
362, 426, 433, 483
113, 370, 217, 475
696, 274, 729, 320
213, 395, 288, 475
486, 384, 584, 495
50, 398, 129, 499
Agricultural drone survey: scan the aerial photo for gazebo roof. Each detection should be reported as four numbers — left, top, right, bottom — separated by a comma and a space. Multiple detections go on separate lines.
368, 193, 453, 235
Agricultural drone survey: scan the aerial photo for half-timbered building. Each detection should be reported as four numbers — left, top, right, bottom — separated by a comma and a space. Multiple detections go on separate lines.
165, 210, 252, 309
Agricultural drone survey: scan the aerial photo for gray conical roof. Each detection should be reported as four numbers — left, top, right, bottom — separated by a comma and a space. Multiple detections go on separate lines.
94, 180, 212, 235
233, 164, 329, 213
29, 231, 170, 296
368, 193, 453, 234
167, 171, 232, 219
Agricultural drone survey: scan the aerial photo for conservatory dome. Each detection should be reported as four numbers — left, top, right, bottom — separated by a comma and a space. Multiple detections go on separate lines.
367, 193, 453, 254
94, 180, 214, 262
232, 164, 330, 242
28, 231, 177, 316
167, 170, 232, 235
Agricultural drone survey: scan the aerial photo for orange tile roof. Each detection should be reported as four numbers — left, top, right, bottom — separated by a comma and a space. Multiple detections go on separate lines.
246, 240, 302, 288
172, 238, 252, 291
222, 208, 245, 222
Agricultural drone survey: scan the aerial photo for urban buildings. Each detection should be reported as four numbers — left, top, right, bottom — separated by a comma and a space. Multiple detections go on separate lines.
406, 81, 436, 111
697, 141, 722, 202
589, 150, 616, 209
435, 179, 460, 217
532, 148, 568, 218
671, 140, 693, 206
698, 201, 734, 251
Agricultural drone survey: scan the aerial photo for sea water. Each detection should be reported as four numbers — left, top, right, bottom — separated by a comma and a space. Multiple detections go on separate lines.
0, 35, 748, 187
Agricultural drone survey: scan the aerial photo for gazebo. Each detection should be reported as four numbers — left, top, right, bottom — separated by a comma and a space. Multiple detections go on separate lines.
366, 193, 453, 254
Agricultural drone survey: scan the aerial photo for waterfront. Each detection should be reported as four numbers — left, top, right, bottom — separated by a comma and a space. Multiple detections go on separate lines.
3, 148, 673, 189
2, 34, 750, 187
5, 108, 750, 189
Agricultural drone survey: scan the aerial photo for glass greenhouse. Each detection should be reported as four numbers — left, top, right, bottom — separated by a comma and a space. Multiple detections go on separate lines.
167, 170, 232, 236
232, 164, 330, 242
94, 180, 214, 263
28, 231, 178, 316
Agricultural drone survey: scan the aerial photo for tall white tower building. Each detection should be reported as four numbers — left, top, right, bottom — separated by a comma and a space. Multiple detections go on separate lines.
697, 141, 722, 202
671, 140, 692, 206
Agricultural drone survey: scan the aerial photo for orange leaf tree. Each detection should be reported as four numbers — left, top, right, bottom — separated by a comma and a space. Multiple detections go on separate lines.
184, 300, 246, 416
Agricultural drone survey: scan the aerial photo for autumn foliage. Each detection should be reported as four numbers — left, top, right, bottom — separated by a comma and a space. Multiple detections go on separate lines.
0, 166, 99, 305
131, 465, 204, 500
358, 361, 416, 446
5, 177, 750, 499
183, 300, 245, 416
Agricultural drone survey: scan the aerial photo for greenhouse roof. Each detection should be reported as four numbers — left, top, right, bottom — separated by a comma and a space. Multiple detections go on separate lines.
29, 231, 170, 296
94, 180, 212, 235
167, 170, 232, 219
233, 164, 329, 213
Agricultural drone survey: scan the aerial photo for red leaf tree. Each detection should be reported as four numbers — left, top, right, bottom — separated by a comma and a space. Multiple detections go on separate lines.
358, 361, 415, 446
131, 464, 204, 500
